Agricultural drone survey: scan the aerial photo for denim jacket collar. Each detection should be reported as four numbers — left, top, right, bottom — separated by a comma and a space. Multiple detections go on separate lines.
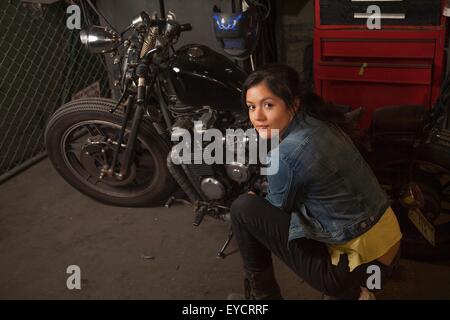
281, 111, 306, 140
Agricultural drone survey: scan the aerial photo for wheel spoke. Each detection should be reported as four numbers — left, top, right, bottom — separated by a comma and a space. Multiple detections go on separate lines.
66, 141, 85, 154
85, 174, 102, 186
85, 123, 107, 137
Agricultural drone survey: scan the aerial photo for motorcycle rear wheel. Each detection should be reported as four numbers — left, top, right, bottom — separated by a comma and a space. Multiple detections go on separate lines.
380, 166, 450, 260
44, 98, 177, 207
394, 173, 450, 260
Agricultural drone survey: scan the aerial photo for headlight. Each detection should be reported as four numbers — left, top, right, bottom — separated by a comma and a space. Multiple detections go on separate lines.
79, 25, 121, 53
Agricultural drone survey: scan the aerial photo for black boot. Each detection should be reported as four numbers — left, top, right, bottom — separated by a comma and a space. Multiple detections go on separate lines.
227, 265, 283, 300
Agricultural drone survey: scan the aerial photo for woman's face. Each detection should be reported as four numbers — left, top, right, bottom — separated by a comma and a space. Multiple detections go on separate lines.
246, 82, 296, 139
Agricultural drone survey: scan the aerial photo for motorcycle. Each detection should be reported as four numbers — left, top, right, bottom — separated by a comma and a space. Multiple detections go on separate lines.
44, 11, 259, 246
45, 10, 450, 260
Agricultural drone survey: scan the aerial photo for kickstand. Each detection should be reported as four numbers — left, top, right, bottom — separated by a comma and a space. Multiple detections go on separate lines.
217, 226, 234, 259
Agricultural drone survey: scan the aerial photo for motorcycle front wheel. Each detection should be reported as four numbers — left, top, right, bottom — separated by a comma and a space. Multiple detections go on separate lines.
44, 98, 177, 207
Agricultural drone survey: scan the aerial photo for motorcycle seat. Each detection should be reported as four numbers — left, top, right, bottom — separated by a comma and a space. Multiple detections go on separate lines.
370, 105, 428, 135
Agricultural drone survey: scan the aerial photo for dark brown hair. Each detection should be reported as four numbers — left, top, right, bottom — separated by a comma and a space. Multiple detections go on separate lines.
242, 63, 352, 136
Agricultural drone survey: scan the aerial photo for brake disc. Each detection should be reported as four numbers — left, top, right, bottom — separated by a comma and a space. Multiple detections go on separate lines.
80, 135, 137, 186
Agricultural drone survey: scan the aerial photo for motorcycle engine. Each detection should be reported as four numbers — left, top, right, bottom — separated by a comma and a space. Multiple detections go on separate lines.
225, 162, 250, 184
170, 107, 257, 201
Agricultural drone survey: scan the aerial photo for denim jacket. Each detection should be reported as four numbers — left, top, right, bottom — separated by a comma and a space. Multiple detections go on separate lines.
265, 111, 389, 244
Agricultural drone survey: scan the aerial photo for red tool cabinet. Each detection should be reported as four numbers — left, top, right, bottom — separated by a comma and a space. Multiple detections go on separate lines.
313, 0, 449, 128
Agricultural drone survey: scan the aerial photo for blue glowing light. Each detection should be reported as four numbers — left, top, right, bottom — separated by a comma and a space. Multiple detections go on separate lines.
213, 14, 243, 31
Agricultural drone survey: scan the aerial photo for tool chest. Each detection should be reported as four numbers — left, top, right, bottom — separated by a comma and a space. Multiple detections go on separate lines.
313, 0, 449, 128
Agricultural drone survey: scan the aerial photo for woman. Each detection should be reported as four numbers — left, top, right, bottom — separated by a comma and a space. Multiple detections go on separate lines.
229, 64, 402, 300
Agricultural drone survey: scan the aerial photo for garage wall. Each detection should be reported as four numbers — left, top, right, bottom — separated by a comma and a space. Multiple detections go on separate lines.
277, 0, 314, 79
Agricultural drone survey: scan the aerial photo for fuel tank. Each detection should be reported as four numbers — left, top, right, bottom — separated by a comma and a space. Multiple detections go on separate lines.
163, 44, 247, 111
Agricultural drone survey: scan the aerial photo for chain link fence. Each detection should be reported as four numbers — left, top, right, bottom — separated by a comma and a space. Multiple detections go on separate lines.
0, 0, 110, 183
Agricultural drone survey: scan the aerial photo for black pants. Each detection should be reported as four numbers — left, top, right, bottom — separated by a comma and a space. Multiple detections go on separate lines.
230, 194, 400, 300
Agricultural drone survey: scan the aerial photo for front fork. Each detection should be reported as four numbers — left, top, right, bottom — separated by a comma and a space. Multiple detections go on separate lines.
106, 64, 148, 180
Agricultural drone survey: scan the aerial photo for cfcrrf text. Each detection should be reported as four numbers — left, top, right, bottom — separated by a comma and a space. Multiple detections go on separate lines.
227, 304, 269, 315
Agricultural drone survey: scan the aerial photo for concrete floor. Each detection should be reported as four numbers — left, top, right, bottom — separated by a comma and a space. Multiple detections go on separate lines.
0, 159, 449, 300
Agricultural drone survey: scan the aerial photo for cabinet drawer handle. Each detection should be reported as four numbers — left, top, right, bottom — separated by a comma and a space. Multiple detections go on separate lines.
359, 63, 368, 76
354, 13, 406, 20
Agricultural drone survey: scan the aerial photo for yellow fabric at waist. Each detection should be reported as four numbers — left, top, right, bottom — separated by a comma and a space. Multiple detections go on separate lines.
328, 206, 402, 272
